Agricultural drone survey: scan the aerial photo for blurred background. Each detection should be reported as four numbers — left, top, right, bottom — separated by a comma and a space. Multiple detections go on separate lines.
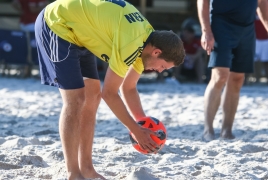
0, 0, 266, 85
0, 0, 199, 34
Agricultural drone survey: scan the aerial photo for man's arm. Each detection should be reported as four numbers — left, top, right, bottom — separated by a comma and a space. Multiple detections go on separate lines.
102, 67, 159, 152
257, 0, 268, 32
197, 0, 214, 55
120, 66, 146, 120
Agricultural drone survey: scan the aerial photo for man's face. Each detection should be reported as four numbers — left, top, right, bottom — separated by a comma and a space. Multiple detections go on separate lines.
142, 53, 174, 73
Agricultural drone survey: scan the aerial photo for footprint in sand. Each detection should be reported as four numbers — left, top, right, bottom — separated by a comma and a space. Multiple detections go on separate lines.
240, 144, 268, 153
194, 160, 211, 170
191, 170, 201, 176
0, 161, 21, 170
126, 167, 159, 180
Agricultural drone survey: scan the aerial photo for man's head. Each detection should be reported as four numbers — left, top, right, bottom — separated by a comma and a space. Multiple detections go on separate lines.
141, 30, 185, 72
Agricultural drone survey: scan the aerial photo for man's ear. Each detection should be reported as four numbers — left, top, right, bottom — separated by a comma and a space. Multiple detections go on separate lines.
152, 48, 162, 57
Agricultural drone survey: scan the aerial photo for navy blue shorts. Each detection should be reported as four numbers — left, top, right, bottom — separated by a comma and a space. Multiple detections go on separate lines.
209, 16, 255, 73
35, 9, 99, 89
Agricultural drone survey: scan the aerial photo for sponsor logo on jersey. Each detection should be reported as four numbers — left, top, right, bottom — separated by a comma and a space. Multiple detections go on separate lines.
124, 12, 145, 23
101, 54, 110, 62
124, 46, 143, 66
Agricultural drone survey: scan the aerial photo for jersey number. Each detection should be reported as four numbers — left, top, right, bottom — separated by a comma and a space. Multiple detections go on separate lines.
105, 0, 126, 8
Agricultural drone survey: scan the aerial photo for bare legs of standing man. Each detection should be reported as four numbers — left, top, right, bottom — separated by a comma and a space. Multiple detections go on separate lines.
59, 79, 105, 180
203, 67, 245, 141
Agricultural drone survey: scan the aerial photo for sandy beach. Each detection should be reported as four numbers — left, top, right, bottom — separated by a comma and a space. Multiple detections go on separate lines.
0, 76, 268, 180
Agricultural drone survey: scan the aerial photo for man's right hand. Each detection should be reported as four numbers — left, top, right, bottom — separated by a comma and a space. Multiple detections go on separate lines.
102, 68, 160, 153
131, 125, 160, 153
201, 31, 215, 55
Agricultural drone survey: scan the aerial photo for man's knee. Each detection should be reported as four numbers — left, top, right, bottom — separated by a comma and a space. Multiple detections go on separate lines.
228, 73, 245, 88
83, 89, 102, 111
60, 88, 86, 109
83, 79, 102, 108
210, 68, 230, 87
86, 91, 102, 105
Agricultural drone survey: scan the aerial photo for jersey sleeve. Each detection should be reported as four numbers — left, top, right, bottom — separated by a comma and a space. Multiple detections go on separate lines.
108, 43, 129, 78
131, 57, 144, 75
109, 31, 144, 77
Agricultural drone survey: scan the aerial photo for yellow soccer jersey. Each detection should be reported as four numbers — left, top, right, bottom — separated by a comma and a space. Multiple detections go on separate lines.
44, 0, 154, 77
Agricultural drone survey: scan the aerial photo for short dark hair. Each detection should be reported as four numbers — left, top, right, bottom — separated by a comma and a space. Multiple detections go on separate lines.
148, 30, 185, 66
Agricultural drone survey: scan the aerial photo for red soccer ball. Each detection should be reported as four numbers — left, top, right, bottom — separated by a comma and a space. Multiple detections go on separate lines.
129, 116, 167, 154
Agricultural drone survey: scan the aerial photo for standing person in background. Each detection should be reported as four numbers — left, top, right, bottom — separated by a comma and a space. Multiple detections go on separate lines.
35, 0, 185, 179
254, 14, 268, 84
173, 26, 205, 84
12, 0, 48, 32
197, 0, 268, 141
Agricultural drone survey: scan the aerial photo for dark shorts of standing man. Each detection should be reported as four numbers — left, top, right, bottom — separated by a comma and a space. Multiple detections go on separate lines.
208, 0, 257, 73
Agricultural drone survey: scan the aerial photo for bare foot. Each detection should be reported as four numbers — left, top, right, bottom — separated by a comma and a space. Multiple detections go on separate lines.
84, 178, 105, 180
202, 130, 215, 141
83, 176, 106, 180
82, 171, 106, 180
68, 173, 84, 180
220, 129, 235, 139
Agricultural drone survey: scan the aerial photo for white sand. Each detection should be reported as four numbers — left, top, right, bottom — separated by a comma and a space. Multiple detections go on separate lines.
0, 77, 268, 180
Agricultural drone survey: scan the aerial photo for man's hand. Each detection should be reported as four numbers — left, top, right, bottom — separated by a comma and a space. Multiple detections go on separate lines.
201, 31, 215, 55
103, 67, 159, 153
131, 125, 160, 153
197, 0, 214, 55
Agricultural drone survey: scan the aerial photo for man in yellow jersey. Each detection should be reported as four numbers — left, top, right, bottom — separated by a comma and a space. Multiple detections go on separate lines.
35, 0, 185, 179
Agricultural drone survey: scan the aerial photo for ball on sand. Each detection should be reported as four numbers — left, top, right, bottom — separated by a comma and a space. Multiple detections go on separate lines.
129, 116, 167, 154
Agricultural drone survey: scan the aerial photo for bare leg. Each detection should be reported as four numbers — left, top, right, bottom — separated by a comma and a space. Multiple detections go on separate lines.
221, 72, 244, 139
79, 79, 105, 180
59, 88, 86, 180
203, 68, 229, 141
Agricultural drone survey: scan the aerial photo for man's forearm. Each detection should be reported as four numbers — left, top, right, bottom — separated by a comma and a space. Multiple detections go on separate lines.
120, 87, 146, 120
197, 0, 212, 33
257, 0, 268, 32
102, 92, 140, 132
